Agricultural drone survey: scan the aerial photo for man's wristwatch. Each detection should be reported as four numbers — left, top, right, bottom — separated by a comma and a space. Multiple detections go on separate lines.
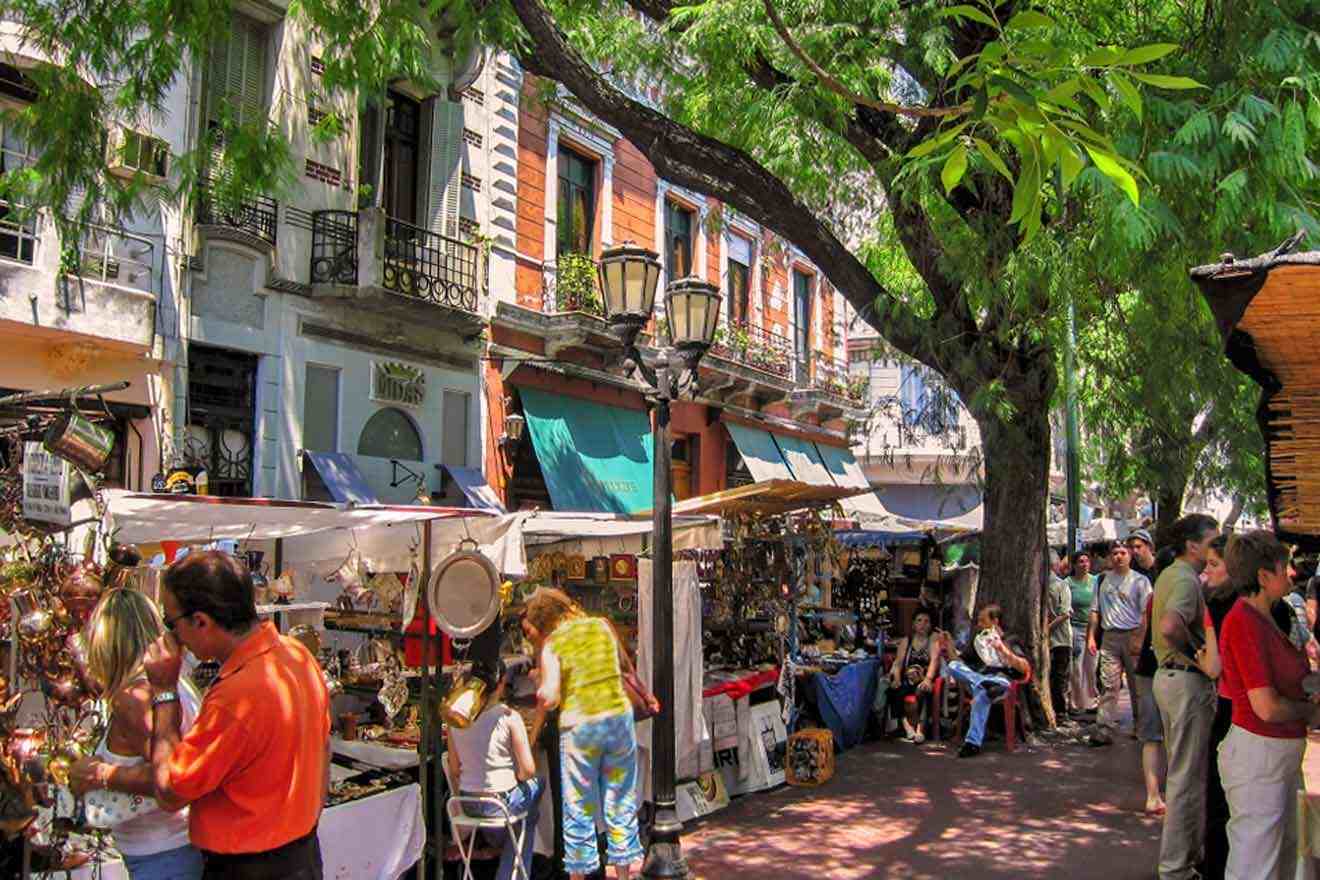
151, 690, 180, 708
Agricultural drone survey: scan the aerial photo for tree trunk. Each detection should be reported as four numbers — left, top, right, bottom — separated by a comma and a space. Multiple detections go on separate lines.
1222, 493, 1245, 532
975, 393, 1055, 728
1154, 484, 1186, 548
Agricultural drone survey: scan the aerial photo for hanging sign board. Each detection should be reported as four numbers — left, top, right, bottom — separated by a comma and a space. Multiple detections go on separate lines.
22, 441, 73, 525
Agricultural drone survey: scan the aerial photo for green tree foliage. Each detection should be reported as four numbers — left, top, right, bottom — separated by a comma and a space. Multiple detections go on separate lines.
1065, 0, 1318, 532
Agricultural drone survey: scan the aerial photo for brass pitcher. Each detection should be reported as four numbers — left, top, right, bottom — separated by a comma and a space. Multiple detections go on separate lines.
43, 410, 114, 473
439, 674, 487, 729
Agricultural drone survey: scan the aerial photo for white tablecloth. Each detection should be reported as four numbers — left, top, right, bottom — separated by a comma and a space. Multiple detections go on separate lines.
333, 736, 420, 769
58, 783, 425, 880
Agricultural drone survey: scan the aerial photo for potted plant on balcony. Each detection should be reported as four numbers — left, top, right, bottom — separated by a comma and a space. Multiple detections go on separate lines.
554, 251, 601, 314
847, 375, 870, 405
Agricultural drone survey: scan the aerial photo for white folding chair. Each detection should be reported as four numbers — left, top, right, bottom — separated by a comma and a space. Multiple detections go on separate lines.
446, 792, 532, 880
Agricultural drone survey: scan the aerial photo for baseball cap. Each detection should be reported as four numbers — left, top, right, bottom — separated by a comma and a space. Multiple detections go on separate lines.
1128, 528, 1154, 547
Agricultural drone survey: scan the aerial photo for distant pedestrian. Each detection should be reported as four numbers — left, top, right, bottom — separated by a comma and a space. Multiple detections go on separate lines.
1152, 514, 1220, 880
1046, 554, 1073, 719
1128, 529, 1160, 583
1218, 531, 1317, 880
1133, 591, 1166, 816
1067, 552, 1099, 716
1089, 544, 1153, 747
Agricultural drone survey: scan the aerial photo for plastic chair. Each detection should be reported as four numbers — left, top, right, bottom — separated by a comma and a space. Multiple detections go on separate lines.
952, 665, 1033, 752
446, 793, 532, 880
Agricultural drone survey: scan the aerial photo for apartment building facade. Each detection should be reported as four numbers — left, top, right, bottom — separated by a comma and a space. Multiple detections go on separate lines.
482, 73, 869, 513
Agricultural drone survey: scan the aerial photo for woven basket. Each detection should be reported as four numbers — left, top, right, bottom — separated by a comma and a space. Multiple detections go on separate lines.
785, 728, 835, 786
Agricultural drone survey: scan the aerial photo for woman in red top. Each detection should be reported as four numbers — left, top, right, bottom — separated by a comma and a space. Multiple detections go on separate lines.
1218, 531, 1318, 880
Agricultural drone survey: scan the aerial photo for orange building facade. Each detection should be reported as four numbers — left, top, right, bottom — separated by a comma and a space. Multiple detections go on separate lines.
483, 77, 866, 512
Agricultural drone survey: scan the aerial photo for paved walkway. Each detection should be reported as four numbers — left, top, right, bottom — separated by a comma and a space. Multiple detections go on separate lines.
683, 725, 1162, 880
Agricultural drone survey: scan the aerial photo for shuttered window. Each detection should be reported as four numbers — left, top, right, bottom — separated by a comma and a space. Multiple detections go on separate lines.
442, 390, 470, 467
205, 14, 269, 132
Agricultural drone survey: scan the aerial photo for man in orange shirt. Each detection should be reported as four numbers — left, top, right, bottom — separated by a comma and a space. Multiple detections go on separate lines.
73, 551, 331, 879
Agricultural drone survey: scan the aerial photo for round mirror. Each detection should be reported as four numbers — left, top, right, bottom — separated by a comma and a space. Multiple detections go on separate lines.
427, 545, 501, 640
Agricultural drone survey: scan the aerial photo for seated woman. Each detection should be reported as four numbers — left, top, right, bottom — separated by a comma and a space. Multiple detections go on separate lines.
82, 589, 204, 880
887, 608, 941, 743
446, 660, 543, 880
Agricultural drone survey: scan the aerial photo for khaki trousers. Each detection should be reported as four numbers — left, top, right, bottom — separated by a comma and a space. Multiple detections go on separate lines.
1098, 628, 1140, 734
1154, 668, 1216, 880
1219, 724, 1305, 880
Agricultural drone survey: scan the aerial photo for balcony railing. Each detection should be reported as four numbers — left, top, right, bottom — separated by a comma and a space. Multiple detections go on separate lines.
0, 200, 37, 265
196, 177, 278, 245
382, 218, 479, 311
310, 210, 358, 285
808, 352, 868, 405
710, 320, 793, 379
541, 253, 604, 316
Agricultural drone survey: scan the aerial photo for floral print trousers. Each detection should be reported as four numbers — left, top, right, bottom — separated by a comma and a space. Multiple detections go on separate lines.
560, 712, 644, 874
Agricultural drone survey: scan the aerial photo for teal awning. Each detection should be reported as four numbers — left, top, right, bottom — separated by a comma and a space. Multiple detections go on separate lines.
519, 388, 655, 514
725, 423, 795, 482
813, 442, 889, 517
773, 433, 835, 486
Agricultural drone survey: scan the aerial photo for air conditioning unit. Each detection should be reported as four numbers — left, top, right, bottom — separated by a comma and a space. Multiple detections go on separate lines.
105, 127, 170, 182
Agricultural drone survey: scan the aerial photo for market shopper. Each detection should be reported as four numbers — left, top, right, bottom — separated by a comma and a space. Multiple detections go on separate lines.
1088, 543, 1153, 746
1067, 553, 1099, 716
524, 588, 643, 880
447, 659, 543, 880
1128, 529, 1160, 583
1045, 555, 1073, 718
79, 589, 204, 880
887, 607, 941, 743
1152, 514, 1220, 880
942, 604, 1030, 759
1218, 531, 1318, 880
72, 551, 332, 880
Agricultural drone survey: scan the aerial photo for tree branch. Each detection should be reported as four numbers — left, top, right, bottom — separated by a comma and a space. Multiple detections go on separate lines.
507, 0, 937, 360
759, 0, 966, 119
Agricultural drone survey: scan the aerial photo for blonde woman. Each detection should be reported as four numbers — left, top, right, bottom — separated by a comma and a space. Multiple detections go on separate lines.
82, 589, 203, 879
523, 588, 642, 880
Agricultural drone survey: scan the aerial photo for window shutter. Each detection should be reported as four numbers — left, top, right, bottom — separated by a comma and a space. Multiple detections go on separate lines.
727, 234, 751, 266
238, 17, 267, 126
427, 99, 463, 239
204, 14, 266, 130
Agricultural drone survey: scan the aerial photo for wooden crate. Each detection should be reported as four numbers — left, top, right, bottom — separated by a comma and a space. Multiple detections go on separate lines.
786, 728, 835, 786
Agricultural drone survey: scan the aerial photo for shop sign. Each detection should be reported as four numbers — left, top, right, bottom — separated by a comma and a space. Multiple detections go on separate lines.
22, 441, 73, 526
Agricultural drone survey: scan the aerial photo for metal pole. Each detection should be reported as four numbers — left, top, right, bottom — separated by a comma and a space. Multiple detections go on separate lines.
643, 353, 686, 879
1064, 297, 1082, 554
419, 518, 438, 880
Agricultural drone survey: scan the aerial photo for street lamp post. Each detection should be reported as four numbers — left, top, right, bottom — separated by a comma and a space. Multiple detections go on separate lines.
597, 243, 721, 880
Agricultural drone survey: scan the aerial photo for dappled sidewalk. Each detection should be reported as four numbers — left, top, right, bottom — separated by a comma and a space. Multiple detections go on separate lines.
683, 727, 1162, 879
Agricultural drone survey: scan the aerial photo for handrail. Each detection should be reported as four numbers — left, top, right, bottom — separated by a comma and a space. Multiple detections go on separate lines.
382, 217, 480, 311
196, 176, 278, 245
310, 210, 359, 285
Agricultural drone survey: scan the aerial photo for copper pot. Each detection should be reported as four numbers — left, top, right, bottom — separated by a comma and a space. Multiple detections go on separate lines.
65, 632, 94, 691
11, 589, 52, 640
43, 410, 115, 473
41, 671, 85, 708
58, 563, 104, 624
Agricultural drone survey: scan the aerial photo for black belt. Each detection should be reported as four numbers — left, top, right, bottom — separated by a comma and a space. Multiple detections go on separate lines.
1161, 661, 1205, 676
201, 829, 322, 880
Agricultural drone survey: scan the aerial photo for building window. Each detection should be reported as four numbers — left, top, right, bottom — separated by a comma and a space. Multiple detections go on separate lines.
727, 235, 751, 324
303, 365, 339, 453
442, 389, 470, 467
557, 147, 596, 257
358, 407, 424, 461
900, 364, 960, 433
0, 71, 37, 265
381, 91, 421, 225
665, 201, 694, 280
792, 269, 812, 365
204, 12, 269, 132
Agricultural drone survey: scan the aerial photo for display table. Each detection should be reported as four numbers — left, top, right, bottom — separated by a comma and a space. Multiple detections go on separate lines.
333, 736, 420, 769
703, 667, 779, 701
59, 783, 425, 880
804, 658, 882, 752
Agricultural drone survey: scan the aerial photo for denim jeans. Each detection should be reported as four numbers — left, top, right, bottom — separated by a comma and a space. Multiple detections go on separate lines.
947, 660, 1011, 747
463, 778, 544, 880
122, 844, 205, 880
560, 712, 644, 875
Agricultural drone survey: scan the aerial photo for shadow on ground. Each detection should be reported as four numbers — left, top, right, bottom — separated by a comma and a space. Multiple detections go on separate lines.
682, 726, 1162, 880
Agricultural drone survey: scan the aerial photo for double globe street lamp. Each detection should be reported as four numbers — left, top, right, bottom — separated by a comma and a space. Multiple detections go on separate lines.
596, 241, 721, 880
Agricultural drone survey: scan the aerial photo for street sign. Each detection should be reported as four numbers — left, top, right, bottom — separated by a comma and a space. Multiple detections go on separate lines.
22, 441, 73, 525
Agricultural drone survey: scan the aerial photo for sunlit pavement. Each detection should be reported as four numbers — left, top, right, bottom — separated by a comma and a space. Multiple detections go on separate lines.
682, 709, 1159, 879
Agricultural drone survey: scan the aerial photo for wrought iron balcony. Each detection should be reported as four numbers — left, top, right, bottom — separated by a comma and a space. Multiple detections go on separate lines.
382, 217, 479, 311
541, 252, 605, 316
309, 210, 483, 326
808, 352, 868, 406
196, 177, 278, 246
310, 210, 358, 285
709, 320, 793, 379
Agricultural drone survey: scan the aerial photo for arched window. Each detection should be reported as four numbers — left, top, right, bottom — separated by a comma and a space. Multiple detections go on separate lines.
358, 407, 423, 461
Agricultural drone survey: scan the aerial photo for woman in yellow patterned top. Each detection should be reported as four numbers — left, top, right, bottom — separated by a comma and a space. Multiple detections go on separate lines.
524, 588, 642, 879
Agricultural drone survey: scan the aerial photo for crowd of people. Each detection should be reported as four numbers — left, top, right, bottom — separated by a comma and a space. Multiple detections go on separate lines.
1045, 517, 1320, 880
